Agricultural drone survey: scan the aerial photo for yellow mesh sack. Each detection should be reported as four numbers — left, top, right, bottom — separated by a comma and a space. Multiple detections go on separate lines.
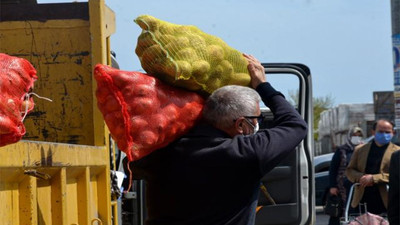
134, 15, 251, 95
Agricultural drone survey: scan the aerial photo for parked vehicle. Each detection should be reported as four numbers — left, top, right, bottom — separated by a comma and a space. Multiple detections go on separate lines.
314, 152, 334, 206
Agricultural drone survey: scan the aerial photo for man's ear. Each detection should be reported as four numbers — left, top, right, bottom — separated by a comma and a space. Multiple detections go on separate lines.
235, 117, 245, 134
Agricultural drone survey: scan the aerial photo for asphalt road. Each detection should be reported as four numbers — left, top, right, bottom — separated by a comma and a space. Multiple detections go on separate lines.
315, 206, 330, 225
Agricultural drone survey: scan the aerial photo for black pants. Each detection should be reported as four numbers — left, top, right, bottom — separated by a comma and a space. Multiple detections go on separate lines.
361, 186, 386, 215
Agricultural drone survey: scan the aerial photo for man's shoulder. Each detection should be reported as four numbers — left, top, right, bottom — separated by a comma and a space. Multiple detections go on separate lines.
338, 143, 353, 152
393, 149, 400, 157
390, 149, 400, 171
390, 142, 400, 150
185, 123, 229, 138
354, 143, 371, 152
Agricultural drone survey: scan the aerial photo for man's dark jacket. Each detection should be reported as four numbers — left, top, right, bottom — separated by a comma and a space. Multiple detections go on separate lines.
388, 150, 400, 225
127, 82, 308, 225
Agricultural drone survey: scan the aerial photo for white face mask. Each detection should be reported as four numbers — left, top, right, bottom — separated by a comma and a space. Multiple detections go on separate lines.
350, 136, 362, 145
244, 119, 259, 135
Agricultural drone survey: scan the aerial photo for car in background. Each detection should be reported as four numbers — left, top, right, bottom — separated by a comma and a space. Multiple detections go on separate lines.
314, 136, 374, 206
314, 152, 334, 206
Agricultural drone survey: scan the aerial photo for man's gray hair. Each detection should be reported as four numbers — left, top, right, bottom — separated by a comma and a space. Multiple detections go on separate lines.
202, 85, 261, 130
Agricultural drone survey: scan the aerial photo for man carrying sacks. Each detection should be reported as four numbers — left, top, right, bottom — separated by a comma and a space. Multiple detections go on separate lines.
124, 54, 308, 225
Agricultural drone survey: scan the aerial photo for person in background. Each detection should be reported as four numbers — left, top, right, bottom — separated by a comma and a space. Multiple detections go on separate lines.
328, 126, 364, 225
345, 119, 400, 215
388, 150, 400, 224
123, 54, 308, 225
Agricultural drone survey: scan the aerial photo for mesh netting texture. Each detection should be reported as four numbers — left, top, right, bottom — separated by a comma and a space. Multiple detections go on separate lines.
0, 53, 37, 147
135, 15, 251, 95
94, 64, 204, 161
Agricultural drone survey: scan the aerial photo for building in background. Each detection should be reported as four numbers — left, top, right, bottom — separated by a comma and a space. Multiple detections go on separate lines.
315, 91, 397, 156
374, 91, 395, 122
316, 104, 375, 156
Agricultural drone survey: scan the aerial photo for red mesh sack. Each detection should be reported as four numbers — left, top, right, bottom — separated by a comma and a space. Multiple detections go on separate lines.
94, 64, 204, 161
0, 53, 37, 147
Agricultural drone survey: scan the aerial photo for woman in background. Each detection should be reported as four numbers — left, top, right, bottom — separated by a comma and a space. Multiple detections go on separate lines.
328, 126, 364, 225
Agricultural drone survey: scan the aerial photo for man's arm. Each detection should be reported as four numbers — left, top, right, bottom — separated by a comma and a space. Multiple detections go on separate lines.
361, 145, 398, 186
371, 170, 390, 184
236, 54, 307, 174
254, 84, 307, 174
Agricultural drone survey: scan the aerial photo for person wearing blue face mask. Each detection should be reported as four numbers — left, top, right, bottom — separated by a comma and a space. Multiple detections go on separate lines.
346, 119, 400, 216
327, 126, 364, 225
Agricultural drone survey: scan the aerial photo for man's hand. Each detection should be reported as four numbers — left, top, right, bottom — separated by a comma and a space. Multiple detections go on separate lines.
329, 187, 339, 196
359, 174, 374, 187
243, 53, 266, 89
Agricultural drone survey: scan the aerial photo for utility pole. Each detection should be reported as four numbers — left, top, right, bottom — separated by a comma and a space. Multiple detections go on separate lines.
392, 0, 400, 133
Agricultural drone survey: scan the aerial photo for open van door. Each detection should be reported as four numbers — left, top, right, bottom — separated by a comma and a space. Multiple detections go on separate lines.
255, 63, 315, 225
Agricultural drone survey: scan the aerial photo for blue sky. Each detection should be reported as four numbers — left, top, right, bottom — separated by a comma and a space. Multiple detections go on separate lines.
38, 0, 394, 106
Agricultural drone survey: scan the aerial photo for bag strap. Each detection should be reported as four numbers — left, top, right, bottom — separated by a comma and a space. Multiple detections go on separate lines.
260, 184, 276, 205
256, 184, 276, 213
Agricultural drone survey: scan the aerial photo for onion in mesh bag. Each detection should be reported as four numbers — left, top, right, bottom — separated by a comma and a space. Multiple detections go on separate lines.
134, 15, 251, 95
94, 64, 204, 161
0, 53, 37, 147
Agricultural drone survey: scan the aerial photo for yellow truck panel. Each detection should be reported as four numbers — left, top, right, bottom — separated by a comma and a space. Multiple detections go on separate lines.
1, 19, 94, 144
0, 1, 115, 145
0, 142, 110, 225
0, 0, 117, 224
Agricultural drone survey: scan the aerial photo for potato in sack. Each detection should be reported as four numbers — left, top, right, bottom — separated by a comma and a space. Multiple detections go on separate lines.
0, 53, 37, 147
134, 15, 251, 95
94, 64, 204, 161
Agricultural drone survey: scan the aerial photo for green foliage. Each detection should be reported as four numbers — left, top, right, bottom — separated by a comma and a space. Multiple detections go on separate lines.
313, 95, 334, 140
288, 90, 334, 140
